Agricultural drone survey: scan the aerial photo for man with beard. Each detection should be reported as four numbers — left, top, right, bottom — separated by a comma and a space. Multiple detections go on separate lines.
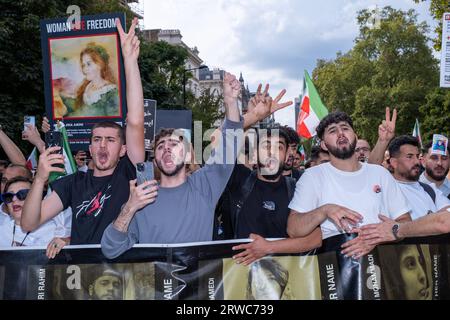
101, 76, 297, 259
287, 112, 411, 259
419, 140, 450, 198
226, 128, 322, 266
87, 267, 123, 300
281, 126, 302, 181
21, 18, 145, 245
387, 136, 450, 220
355, 139, 371, 163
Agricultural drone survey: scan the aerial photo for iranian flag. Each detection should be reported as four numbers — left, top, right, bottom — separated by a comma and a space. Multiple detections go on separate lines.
26, 147, 39, 171
298, 144, 306, 162
296, 70, 329, 139
48, 121, 77, 183
412, 118, 423, 149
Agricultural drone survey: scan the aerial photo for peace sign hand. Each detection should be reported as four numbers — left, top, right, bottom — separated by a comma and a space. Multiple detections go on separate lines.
116, 17, 140, 62
249, 84, 293, 121
378, 107, 397, 143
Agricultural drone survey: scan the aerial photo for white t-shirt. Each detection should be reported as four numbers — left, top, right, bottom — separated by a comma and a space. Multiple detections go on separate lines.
396, 181, 450, 220
289, 162, 410, 239
0, 203, 8, 225
0, 202, 70, 247
0, 216, 57, 247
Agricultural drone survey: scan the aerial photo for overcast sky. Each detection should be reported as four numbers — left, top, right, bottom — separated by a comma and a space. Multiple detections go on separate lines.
142, 0, 436, 128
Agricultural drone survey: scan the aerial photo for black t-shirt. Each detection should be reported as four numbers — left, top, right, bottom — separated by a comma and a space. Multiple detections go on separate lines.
235, 176, 290, 239
51, 155, 136, 245
284, 169, 302, 182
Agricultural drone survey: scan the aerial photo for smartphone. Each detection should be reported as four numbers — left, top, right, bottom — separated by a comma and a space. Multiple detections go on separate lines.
136, 162, 154, 186
45, 131, 63, 155
24, 116, 36, 131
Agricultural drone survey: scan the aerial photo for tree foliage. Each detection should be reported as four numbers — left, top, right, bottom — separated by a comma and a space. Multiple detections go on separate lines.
313, 6, 438, 145
414, 0, 450, 51
139, 40, 188, 109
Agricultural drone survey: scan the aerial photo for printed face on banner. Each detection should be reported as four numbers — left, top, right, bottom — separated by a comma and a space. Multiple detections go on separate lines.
49, 34, 121, 119
431, 134, 448, 156
26, 263, 156, 300
221, 256, 321, 300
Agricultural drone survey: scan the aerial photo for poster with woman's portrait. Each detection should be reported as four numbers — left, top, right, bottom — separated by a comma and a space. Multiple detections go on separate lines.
198, 256, 321, 300
40, 13, 127, 151
379, 244, 434, 300
50, 36, 121, 119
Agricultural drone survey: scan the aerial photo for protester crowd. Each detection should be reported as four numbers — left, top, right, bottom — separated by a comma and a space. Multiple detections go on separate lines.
0, 18, 449, 300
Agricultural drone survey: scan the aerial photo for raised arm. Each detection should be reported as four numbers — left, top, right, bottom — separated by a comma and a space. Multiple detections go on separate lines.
223, 72, 241, 122
22, 124, 45, 154
21, 147, 65, 232
368, 107, 397, 165
0, 127, 26, 166
117, 17, 144, 165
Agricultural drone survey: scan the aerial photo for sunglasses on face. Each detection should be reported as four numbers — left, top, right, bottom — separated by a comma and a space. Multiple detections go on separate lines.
1, 189, 30, 204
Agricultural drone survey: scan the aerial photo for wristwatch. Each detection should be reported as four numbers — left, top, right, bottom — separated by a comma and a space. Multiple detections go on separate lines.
392, 223, 400, 240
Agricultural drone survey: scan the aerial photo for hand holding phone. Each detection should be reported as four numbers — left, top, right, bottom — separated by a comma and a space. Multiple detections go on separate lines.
136, 162, 155, 186
24, 116, 36, 131
45, 131, 63, 155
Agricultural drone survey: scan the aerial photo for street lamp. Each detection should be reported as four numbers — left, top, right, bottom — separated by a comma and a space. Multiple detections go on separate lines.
183, 65, 208, 108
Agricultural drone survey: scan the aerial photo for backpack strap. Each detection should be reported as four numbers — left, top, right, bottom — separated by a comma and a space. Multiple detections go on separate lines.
419, 182, 436, 205
232, 171, 258, 238
284, 176, 297, 201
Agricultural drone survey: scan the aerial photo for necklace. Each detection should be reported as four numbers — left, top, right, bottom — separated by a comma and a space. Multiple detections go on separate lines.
11, 224, 30, 247
88, 81, 107, 91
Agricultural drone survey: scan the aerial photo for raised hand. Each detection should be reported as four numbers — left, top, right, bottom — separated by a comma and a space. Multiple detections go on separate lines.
249, 84, 293, 121
378, 107, 397, 142
126, 179, 159, 212
22, 124, 44, 150
35, 147, 66, 183
116, 17, 140, 62
223, 72, 241, 107
41, 116, 51, 133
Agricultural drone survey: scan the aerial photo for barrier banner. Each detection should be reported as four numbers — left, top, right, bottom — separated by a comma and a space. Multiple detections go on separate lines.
1, 236, 449, 300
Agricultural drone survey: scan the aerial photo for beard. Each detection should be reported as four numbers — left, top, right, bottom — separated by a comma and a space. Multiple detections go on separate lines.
426, 166, 449, 182
156, 159, 185, 177
258, 159, 284, 181
402, 164, 422, 181
325, 137, 357, 160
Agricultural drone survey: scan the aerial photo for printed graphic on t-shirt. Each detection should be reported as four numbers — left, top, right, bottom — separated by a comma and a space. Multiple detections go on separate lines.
75, 185, 112, 219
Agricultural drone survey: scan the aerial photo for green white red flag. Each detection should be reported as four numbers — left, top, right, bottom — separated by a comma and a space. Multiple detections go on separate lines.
296, 70, 329, 139
412, 118, 423, 149
48, 121, 77, 183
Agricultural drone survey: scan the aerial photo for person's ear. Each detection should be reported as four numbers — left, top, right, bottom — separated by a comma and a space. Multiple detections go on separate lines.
119, 144, 127, 158
320, 140, 328, 152
389, 157, 398, 170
